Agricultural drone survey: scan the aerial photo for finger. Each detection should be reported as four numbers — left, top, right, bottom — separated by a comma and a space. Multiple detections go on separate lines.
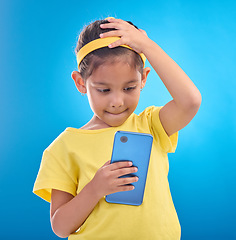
100, 22, 121, 30
102, 160, 111, 167
110, 184, 135, 194
100, 19, 128, 30
100, 30, 122, 39
108, 39, 125, 48
113, 166, 138, 178
108, 161, 133, 171
105, 18, 125, 24
116, 176, 139, 186
117, 184, 135, 192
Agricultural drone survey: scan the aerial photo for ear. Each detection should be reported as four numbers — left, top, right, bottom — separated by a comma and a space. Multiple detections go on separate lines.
141, 67, 151, 89
71, 71, 87, 94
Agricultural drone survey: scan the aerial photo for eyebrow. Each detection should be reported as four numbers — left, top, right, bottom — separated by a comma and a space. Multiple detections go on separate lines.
92, 80, 139, 86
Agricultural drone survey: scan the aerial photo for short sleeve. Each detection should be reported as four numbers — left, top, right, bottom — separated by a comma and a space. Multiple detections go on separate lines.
144, 106, 178, 153
33, 149, 78, 203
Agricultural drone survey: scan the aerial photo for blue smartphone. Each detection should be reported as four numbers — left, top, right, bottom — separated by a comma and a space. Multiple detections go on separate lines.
105, 131, 153, 206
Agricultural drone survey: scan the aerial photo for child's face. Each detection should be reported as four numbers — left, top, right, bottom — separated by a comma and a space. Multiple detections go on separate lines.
83, 61, 149, 128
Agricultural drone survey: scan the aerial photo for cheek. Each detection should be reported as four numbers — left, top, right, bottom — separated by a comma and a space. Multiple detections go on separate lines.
87, 90, 105, 111
127, 91, 140, 105
86, 90, 97, 108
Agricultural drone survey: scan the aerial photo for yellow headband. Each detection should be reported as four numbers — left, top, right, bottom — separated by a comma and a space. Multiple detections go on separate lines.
76, 37, 146, 68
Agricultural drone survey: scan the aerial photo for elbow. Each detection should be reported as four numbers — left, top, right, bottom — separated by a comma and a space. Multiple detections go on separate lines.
51, 214, 72, 239
51, 223, 70, 239
52, 230, 70, 239
184, 89, 202, 113
191, 90, 202, 112
53, 231, 69, 239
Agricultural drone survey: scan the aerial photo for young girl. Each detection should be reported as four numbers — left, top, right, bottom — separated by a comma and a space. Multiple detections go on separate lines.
33, 17, 201, 239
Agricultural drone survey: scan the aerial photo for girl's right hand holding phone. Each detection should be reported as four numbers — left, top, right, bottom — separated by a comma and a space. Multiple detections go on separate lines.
50, 161, 138, 238
90, 160, 139, 199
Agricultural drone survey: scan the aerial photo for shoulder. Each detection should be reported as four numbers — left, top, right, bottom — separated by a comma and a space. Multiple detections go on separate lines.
138, 106, 162, 118
137, 106, 178, 153
46, 128, 81, 153
135, 106, 162, 126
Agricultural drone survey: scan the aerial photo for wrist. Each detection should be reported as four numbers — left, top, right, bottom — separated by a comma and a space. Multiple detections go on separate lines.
139, 36, 154, 54
86, 180, 103, 202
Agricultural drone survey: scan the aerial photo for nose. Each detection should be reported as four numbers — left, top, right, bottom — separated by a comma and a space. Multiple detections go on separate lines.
110, 92, 124, 108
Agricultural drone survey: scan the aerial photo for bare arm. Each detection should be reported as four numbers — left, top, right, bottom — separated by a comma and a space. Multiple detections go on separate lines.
142, 39, 202, 136
50, 161, 138, 238
50, 183, 100, 238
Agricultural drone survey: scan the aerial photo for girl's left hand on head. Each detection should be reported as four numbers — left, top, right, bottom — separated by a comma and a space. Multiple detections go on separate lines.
99, 18, 149, 53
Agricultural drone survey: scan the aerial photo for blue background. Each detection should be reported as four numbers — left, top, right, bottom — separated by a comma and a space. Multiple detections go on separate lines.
0, 0, 235, 239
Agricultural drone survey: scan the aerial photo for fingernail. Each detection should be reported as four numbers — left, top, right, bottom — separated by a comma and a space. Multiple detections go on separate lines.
129, 162, 133, 166
100, 33, 103, 37
108, 44, 112, 48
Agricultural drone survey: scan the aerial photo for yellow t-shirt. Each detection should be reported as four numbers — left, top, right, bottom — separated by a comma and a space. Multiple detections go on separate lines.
33, 106, 181, 239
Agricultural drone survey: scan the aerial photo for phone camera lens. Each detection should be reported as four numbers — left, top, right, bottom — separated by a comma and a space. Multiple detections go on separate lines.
120, 136, 128, 143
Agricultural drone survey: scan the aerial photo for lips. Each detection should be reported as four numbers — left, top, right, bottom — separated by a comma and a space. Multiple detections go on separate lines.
105, 109, 128, 115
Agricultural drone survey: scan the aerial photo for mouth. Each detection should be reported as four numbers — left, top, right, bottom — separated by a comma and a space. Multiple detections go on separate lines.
105, 109, 128, 115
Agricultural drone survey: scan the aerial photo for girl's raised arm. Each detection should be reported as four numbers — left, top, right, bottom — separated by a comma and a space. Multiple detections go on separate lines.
143, 38, 202, 136
101, 18, 201, 136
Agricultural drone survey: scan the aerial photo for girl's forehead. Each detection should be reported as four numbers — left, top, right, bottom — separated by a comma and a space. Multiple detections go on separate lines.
88, 69, 141, 87
89, 60, 141, 82
90, 79, 139, 88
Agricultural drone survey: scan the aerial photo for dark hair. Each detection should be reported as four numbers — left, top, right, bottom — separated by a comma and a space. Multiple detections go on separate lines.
75, 19, 143, 80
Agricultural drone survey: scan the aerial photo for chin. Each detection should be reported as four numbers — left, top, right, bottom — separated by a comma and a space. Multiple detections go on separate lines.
102, 111, 133, 127
106, 119, 127, 127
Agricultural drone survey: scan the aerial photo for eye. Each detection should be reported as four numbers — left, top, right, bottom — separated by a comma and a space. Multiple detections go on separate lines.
97, 88, 110, 93
124, 86, 137, 91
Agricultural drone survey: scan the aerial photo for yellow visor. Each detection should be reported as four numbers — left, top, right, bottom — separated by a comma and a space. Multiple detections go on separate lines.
76, 37, 146, 68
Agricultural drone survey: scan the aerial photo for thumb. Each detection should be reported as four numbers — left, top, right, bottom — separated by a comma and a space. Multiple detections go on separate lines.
103, 160, 111, 167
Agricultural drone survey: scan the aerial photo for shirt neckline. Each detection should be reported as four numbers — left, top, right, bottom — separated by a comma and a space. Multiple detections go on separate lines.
66, 126, 117, 134
66, 113, 134, 134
